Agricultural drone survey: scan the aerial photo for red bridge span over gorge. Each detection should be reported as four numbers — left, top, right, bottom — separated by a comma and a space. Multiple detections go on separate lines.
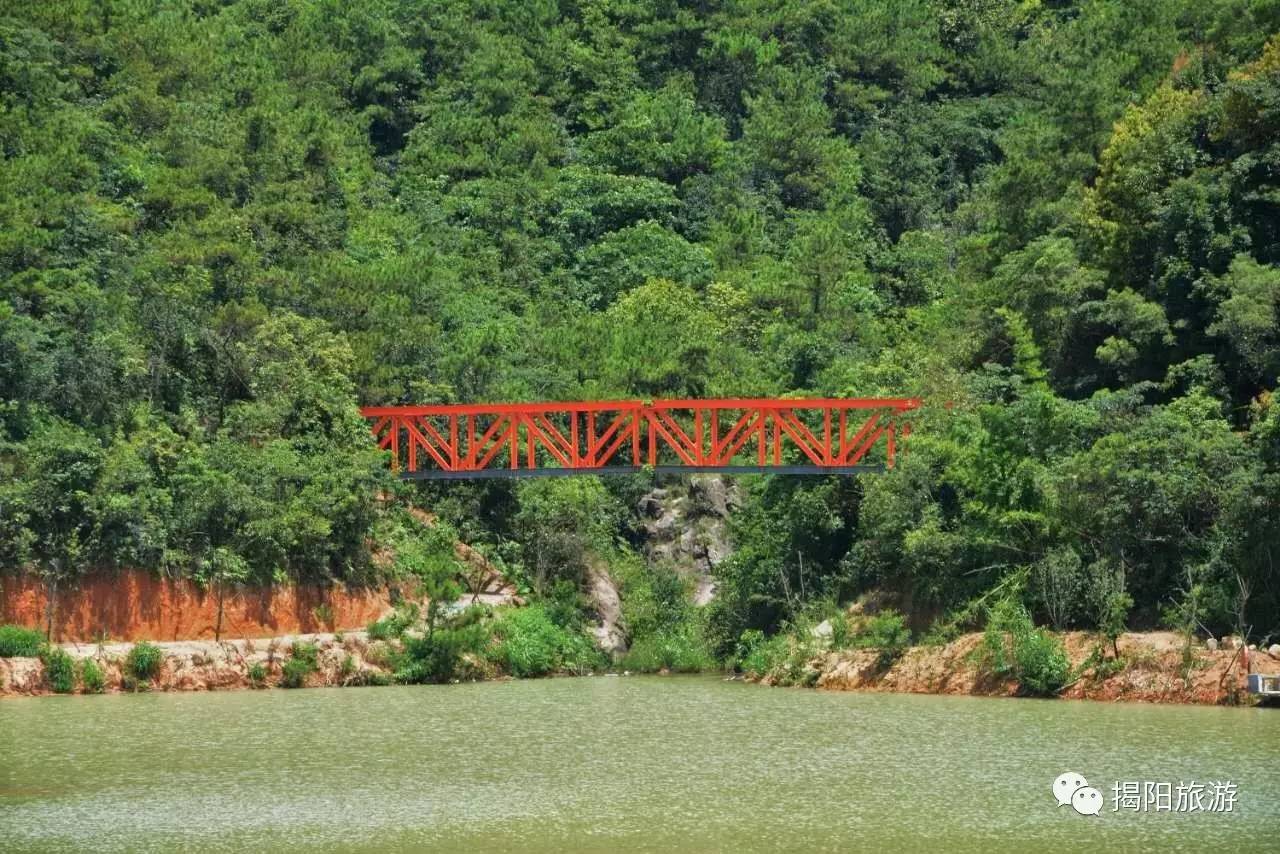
360, 398, 921, 480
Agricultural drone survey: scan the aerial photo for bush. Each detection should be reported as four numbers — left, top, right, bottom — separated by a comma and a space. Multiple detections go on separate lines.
41, 646, 77, 693
367, 604, 419, 641
489, 605, 602, 678
396, 622, 488, 683
126, 641, 164, 682
290, 641, 320, 669
80, 658, 106, 693
849, 610, 911, 668
620, 625, 715, 673
278, 642, 322, 688
981, 598, 1069, 697
1014, 629, 1071, 696
280, 657, 313, 689
737, 629, 816, 685
363, 640, 398, 669
0, 625, 45, 657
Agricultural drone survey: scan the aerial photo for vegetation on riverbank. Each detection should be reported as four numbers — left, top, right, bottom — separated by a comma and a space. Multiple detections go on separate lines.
2, 610, 1270, 707
1, 2, 1279, 677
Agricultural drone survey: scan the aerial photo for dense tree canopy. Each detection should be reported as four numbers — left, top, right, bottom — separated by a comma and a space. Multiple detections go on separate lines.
1, 1, 1277, 642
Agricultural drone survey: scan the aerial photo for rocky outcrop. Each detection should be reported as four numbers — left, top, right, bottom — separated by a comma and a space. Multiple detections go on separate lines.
637, 475, 739, 605
808, 631, 1278, 705
586, 561, 627, 659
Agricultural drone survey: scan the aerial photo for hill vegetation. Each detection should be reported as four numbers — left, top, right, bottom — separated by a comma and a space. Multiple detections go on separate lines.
2, 1, 1278, 656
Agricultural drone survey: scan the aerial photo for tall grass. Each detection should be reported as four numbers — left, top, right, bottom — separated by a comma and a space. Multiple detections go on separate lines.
0, 625, 44, 657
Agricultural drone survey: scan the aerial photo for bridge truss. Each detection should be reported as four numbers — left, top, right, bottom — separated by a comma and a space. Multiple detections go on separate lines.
360, 398, 921, 480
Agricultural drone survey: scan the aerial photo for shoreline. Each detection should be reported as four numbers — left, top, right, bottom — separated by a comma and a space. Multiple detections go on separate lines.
3, 628, 1276, 707
765, 630, 1276, 707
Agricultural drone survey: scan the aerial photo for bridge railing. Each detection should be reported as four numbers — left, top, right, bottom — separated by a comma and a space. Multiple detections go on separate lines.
360, 398, 921, 479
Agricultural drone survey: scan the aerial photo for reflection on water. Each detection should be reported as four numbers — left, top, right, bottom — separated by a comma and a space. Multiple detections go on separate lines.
2, 676, 1278, 852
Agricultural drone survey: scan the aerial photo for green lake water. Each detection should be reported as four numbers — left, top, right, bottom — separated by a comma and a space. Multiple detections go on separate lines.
1, 676, 1278, 852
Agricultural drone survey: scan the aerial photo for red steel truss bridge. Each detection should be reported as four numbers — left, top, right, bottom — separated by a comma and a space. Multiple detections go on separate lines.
361, 398, 921, 480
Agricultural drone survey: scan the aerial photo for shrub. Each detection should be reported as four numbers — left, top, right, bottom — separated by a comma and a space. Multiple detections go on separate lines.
363, 640, 398, 669
80, 658, 106, 694
1014, 629, 1071, 696
280, 657, 313, 689
737, 630, 814, 685
367, 604, 419, 641
0, 625, 45, 657
41, 646, 76, 693
126, 641, 164, 682
981, 598, 1069, 697
489, 605, 602, 678
1079, 644, 1125, 680
247, 662, 267, 686
278, 642, 322, 688
396, 622, 488, 683
621, 625, 715, 673
290, 641, 320, 669
849, 610, 911, 668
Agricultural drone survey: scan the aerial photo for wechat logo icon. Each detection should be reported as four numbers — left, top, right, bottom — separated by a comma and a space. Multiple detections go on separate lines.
1054, 771, 1103, 816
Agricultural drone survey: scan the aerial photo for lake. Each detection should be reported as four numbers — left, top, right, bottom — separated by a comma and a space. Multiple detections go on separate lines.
2, 676, 1278, 851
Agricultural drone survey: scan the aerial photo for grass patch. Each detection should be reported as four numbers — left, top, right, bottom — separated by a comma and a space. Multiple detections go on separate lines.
0, 625, 45, 657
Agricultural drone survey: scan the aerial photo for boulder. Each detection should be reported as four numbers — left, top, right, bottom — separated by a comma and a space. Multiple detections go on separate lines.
1205, 637, 1218, 652
586, 562, 628, 658
1268, 643, 1280, 659
689, 475, 733, 518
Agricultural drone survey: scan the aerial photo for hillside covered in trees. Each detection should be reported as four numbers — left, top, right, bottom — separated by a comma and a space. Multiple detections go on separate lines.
2, 1, 1279, 654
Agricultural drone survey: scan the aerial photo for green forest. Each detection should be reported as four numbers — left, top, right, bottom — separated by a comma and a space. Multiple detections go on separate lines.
2, 0, 1279, 666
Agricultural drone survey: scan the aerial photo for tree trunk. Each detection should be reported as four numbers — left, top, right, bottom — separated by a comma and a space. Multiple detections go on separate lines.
45, 573, 57, 642
215, 574, 225, 643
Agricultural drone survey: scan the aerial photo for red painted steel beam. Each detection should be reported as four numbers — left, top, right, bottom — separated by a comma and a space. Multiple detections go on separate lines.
360, 397, 921, 479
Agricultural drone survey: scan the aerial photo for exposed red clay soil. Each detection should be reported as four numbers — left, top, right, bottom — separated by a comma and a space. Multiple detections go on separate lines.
811, 631, 1275, 706
0, 570, 405, 642
1, 506, 517, 645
